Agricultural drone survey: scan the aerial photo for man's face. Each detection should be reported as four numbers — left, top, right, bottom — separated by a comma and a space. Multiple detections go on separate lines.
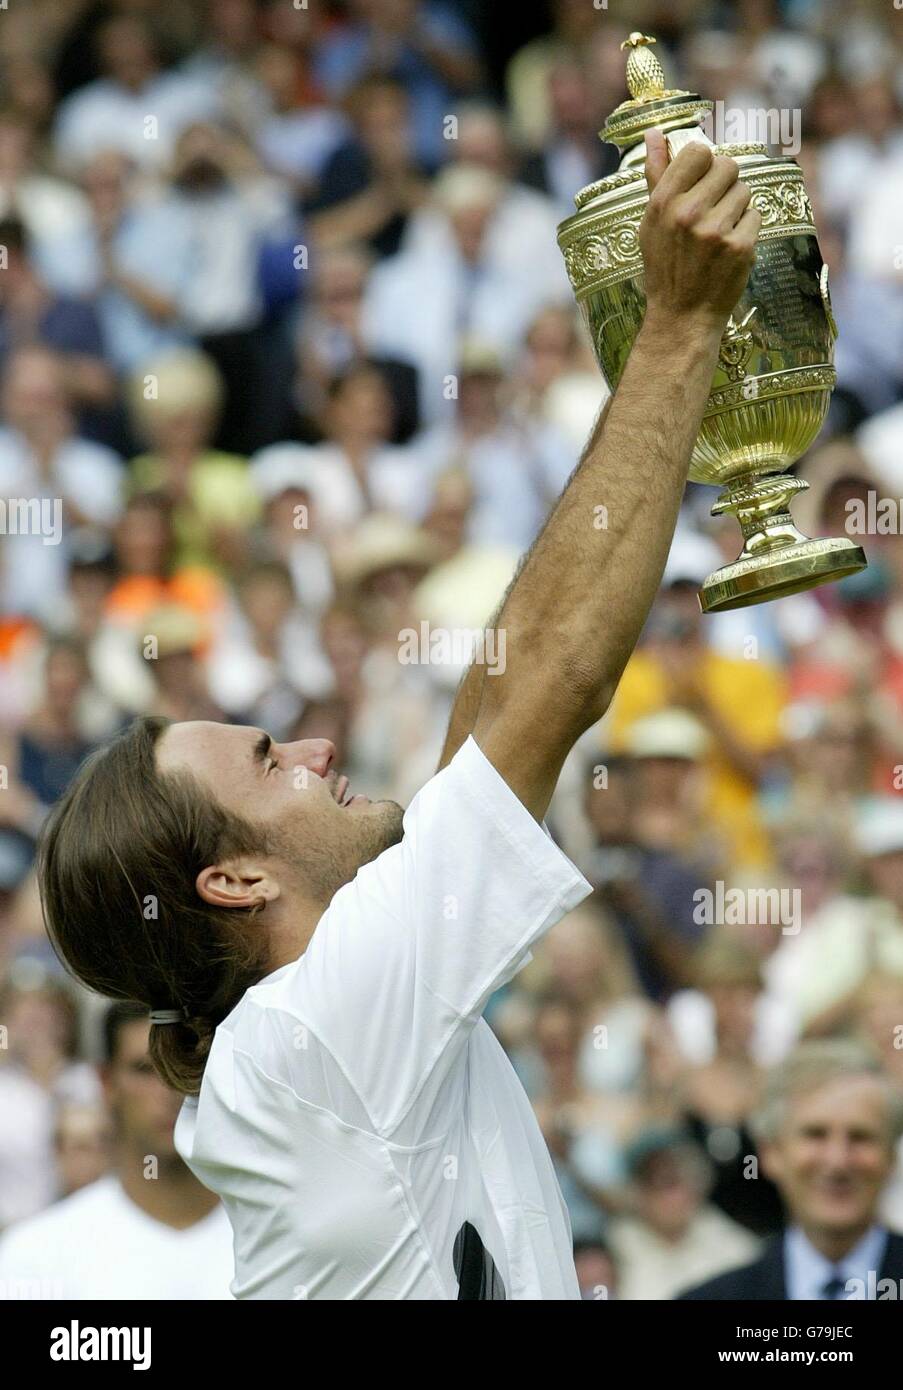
103, 1019, 182, 1159
2, 351, 67, 429
99, 20, 156, 90
645, 588, 703, 647
56, 1104, 112, 1195
450, 203, 493, 262
583, 768, 631, 843
156, 722, 404, 904
635, 1153, 700, 1240
761, 1075, 894, 1241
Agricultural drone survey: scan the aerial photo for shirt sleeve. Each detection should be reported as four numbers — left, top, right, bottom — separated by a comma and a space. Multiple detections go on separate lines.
287, 735, 592, 1135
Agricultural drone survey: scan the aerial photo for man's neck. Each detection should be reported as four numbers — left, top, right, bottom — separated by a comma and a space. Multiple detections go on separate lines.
264, 892, 328, 973
116, 1145, 220, 1230
798, 1221, 874, 1266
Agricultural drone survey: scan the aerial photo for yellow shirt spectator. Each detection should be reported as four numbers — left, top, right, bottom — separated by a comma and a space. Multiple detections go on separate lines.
608, 641, 787, 872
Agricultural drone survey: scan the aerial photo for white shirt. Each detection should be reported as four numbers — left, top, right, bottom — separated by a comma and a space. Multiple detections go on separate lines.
276, 441, 429, 537
53, 76, 216, 170
170, 184, 291, 335
0, 1175, 234, 1300
0, 429, 123, 619
0, 1070, 56, 1229
846, 166, 903, 281
784, 1225, 888, 1301
412, 418, 576, 551
175, 735, 592, 1299
362, 248, 553, 427
404, 185, 571, 307
611, 1206, 760, 1302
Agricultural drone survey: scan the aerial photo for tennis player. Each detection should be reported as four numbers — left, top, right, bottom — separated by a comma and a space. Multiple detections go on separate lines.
38, 132, 759, 1299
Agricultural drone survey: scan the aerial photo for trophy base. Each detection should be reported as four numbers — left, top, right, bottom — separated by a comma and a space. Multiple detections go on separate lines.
699, 537, 867, 613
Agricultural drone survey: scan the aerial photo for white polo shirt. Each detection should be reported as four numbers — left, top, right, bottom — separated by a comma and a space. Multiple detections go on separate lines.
175, 735, 592, 1299
0, 1176, 234, 1300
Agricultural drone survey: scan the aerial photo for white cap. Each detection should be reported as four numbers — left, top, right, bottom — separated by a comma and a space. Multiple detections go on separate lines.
623, 709, 710, 761
250, 444, 321, 503
432, 162, 502, 213
856, 402, 903, 495
662, 530, 722, 588
854, 798, 903, 859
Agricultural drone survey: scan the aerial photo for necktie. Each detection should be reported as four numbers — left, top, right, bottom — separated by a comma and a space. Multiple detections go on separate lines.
821, 1268, 847, 1299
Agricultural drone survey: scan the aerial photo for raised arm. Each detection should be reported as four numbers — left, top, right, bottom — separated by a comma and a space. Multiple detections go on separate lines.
461, 132, 759, 819
435, 407, 614, 773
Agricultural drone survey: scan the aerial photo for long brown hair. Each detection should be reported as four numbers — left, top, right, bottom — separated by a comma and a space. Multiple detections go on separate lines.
38, 716, 272, 1095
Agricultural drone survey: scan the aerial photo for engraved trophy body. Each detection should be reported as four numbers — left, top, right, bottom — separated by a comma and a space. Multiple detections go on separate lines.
557, 33, 866, 611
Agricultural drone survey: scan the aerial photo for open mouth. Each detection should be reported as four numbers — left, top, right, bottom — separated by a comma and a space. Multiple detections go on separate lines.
334, 775, 353, 808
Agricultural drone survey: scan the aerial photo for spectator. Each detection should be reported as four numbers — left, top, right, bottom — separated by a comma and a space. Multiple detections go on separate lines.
126, 347, 260, 572
581, 734, 715, 1003
0, 346, 123, 620
0, 1002, 234, 1297
54, 150, 195, 378
504, 0, 605, 153
0, 635, 110, 844
166, 121, 295, 452
0, 108, 92, 268
766, 799, 903, 1035
253, 41, 349, 194
609, 1129, 759, 1300
518, 57, 619, 218
53, 16, 214, 172
248, 445, 336, 613
290, 244, 420, 443
412, 339, 575, 551
573, 1235, 619, 1301
53, 1100, 112, 1200
0, 970, 99, 1230
362, 163, 557, 423
312, 0, 482, 168
302, 363, 428, 535
606, 560, 788, 873
404, 101, 571, 306
674, 934, 787, 1235
681, 1041, 903, 1299
0, 215, 117, 434
305, 76, 429, 261
206, 559, 333, 726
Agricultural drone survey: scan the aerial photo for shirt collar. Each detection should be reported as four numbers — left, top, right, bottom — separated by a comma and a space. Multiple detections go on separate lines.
785, 1224, 888, 1300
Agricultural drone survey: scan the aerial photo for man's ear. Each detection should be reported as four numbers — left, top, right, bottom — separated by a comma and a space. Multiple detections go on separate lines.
196, 860, 281, 910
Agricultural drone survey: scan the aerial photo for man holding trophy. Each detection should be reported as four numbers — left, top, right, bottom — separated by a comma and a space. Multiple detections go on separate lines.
39, 127, 762, 1300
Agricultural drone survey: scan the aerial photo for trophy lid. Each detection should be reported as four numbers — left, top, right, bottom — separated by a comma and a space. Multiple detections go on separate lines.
601, 33, 712, 153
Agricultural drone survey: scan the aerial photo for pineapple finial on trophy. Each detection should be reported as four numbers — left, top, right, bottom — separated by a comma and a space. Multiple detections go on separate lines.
621, 33, 666, 103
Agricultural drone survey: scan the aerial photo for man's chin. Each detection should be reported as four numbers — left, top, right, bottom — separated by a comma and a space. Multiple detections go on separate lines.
359, 799, 404, 858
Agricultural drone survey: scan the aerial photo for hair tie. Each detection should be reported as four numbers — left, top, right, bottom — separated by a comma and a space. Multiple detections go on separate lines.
149, 1008, 187, 1026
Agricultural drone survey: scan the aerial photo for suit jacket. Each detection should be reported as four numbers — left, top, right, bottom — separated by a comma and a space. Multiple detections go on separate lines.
680, 1230, 903, 1300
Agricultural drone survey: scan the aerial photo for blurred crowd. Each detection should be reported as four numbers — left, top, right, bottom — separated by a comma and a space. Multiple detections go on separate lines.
1, 0, 903, 1300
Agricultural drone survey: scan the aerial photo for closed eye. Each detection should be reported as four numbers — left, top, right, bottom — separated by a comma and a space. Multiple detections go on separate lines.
253, 731, 277, 772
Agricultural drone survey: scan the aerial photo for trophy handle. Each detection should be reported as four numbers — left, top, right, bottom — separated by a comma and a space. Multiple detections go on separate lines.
819, 264, 839, 341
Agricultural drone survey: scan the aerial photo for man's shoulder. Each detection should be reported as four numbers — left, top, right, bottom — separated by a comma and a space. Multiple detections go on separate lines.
881, 1230, 903, 1279
679, 1236, 784, 1300
0, 1177, 123, 1257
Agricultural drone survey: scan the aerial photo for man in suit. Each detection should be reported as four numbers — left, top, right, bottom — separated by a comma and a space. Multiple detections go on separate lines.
681, 1040, 903, 1299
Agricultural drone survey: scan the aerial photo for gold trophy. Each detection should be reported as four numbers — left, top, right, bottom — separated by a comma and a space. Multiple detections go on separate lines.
558, 33, 867, 611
